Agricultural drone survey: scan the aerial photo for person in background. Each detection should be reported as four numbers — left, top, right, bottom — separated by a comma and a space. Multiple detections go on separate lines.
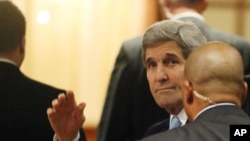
0, 1, 86, 140
140, 41, 250, 141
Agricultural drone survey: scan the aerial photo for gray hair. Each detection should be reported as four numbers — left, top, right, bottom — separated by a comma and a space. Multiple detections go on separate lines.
142, 20, 207, 62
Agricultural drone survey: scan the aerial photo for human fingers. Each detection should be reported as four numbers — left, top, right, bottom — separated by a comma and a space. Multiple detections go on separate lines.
50, 93, 68, 114
76, 103, 86, 125
57, 93, 67, 105
47, 107, 56, 120
51, 99, 60, 112
66, 90, 77, 107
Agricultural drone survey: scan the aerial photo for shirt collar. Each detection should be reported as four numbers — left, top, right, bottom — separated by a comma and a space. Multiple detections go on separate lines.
170, 108, 188, 126
170, 11, 204, 21
0, 58, 17, 66
194, 103, 235, 120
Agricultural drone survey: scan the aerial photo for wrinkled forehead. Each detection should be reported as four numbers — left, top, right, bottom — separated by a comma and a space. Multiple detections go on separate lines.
145, 41, 185, 62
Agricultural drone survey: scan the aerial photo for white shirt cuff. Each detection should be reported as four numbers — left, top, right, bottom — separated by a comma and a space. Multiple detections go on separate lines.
53, 132, 80, 141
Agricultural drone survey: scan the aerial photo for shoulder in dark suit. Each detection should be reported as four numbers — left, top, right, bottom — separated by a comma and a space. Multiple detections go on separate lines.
143, 118, 170, 138
0, 62, 86, 141
180, 17, 250, 75
97, 36, 168, 141
140, 105, 250, 141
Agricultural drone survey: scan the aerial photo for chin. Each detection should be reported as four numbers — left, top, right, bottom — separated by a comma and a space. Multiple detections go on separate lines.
157, 100, 170, 109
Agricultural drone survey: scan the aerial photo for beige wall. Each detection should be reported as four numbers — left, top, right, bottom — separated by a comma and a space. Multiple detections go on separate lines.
11, 0, 250, 128
204, 0, 250, 39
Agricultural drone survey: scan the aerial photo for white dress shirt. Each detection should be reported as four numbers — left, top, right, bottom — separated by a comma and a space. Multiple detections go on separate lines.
169, 108, 188, 127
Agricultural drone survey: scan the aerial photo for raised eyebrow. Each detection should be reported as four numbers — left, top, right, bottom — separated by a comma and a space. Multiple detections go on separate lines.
165, 52, 178, 58
145, 53, 178, 64
145, 57, 153, 65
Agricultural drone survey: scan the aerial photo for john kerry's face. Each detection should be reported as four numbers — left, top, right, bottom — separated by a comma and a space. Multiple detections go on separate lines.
145, 41, 185, 112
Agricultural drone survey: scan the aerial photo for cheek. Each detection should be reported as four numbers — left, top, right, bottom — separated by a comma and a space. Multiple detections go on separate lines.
171, 68, 185, 85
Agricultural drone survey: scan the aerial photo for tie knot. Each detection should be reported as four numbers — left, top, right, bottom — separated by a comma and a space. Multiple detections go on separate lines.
169, 116, 181, 129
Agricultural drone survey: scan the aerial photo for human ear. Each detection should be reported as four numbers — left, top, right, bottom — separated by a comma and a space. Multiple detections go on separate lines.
241, 81, 248, 104
183, 80, 193, 105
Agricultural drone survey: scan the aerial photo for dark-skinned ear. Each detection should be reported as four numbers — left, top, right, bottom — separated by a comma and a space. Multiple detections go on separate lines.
183, 80, 193, 104
241, 81, 248, 104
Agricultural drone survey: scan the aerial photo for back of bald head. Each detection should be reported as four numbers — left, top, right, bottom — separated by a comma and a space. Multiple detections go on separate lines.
185, 41, 244, 98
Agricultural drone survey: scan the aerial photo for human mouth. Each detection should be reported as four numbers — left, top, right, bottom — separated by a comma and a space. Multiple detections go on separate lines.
155, 87, 175, 94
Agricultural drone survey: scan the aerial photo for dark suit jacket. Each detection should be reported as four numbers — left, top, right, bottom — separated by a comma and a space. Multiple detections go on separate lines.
140, 105, 250, 141
143, 115, 190, 138
179, 17, 250, 116
97, 36, 168, 141
0, 62, 86, 141
143, 119, 170, 138
180, 17, 250, 75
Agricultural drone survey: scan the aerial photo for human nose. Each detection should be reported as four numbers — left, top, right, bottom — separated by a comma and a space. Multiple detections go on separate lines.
155, 65, 168, 82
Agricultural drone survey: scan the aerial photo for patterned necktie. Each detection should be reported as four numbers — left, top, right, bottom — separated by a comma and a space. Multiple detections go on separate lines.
169, 116, 181, 129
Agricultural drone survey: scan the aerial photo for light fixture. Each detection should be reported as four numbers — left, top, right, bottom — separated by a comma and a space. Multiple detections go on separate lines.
37, 10, 51, 24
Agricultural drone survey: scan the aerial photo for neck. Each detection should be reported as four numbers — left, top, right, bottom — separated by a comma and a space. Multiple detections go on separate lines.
0, 52, 22, 67
166, 103, 184, 115
171, 7, 198, 15
185, 99, 209, 122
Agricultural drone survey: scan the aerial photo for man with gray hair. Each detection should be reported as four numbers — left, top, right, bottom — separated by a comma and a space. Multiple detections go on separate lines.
142, 19, 206, 137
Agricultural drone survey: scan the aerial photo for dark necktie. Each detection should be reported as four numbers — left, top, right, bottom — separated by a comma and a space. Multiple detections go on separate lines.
169, 116, 181, 129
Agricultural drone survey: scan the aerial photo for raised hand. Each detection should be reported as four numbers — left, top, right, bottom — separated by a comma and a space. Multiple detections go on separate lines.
47, 90, 86, 141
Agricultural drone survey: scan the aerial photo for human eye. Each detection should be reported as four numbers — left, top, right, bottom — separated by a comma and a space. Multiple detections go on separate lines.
169, 59, 178, 65
164, 58, 179, 66
146, 62, 157, 70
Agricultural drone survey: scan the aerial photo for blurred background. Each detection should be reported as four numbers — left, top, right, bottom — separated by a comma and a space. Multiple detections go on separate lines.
11, 0, 250, 140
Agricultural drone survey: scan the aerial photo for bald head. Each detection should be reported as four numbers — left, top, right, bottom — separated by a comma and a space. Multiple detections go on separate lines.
185, 41, 245, 102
